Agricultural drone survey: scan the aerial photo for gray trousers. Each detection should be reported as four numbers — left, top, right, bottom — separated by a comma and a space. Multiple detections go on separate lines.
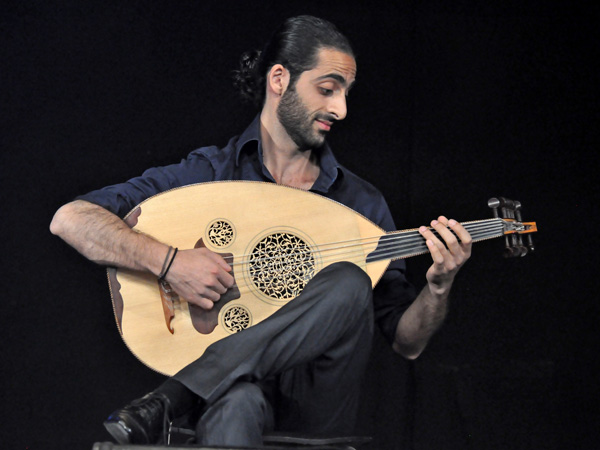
173, 262, 374, 447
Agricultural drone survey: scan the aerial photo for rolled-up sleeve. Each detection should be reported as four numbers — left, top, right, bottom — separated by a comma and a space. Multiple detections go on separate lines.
373, 259, 417, 344
368, 193, 418, 344
76, 149, 216, 218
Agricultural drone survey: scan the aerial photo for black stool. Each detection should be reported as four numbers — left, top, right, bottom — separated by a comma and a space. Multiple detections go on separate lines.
169, 425, 372, 449
93, 432, 371, 449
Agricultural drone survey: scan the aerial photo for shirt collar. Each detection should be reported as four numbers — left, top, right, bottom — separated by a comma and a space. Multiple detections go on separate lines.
235, 114, 343, 192
234, 114, 262, 165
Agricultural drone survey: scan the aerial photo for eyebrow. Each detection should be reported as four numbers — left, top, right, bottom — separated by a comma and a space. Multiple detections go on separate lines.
315, 73, 356, 90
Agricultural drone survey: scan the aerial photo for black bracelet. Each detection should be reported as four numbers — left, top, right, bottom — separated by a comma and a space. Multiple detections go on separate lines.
158, 246, 174, 279
159, 247, 178, 281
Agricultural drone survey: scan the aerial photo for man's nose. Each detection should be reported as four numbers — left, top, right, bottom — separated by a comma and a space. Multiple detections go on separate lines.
328, 94, 347, 121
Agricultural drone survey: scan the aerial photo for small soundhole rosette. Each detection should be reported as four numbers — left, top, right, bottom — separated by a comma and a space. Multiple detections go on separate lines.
221, 304, 252, 333
206, 219, 235, 248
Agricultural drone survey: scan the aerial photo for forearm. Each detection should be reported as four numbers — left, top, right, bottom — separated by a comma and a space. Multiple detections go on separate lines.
392, 217, 472, 359
50, 200, 168, 275
392, 283, 450, 359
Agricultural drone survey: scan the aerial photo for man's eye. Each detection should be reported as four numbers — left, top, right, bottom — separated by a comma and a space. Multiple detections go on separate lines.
319, 88, 333, 96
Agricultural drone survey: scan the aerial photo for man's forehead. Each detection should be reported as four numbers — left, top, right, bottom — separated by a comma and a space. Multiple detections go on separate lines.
311, 48, 357, 84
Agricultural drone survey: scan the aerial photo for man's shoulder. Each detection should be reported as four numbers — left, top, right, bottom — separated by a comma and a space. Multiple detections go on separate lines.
184, 134, 249, 177
187, 135, 240, 163
187, 117, 259, 166
329, 163, 397, 231
338, 164, 386, 200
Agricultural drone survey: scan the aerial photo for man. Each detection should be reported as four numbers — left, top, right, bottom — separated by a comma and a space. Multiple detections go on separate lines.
50, 16, 471, 447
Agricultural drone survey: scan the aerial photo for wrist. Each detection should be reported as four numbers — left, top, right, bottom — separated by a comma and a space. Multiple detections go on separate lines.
426, 281, 452, 300
137, 238, 174, 277
158, 247, 178, 280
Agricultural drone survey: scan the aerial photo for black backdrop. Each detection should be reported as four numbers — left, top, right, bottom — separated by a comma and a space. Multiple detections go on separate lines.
2, 1, 598, 449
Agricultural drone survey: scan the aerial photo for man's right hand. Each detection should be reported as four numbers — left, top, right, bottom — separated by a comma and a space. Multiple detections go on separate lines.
50, 200, 235, 311
164, 247, 235, 310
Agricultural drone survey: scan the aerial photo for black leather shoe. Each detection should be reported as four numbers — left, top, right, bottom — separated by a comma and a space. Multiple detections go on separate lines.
103, 392, 173, 444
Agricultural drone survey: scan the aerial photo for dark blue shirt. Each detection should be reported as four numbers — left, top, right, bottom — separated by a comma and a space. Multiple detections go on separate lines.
78, 115, 416, 344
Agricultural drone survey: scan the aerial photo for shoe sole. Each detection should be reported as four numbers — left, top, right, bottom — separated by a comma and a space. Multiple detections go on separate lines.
103, 420, 132, 445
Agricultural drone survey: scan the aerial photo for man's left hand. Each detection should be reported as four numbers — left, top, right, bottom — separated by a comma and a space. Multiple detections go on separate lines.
418, 216, 472, 297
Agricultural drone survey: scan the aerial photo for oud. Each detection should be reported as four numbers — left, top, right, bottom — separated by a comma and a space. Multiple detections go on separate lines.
107, 181, 536, 376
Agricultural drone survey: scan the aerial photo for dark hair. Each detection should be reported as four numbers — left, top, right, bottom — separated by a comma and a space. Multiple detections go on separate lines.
233, 15, 354, 107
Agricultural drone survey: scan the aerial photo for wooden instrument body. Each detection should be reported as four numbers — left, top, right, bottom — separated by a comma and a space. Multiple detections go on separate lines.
109, 181, 390, 376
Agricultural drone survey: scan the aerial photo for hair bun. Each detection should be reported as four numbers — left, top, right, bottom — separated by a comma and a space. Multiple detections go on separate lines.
233, 50, 263, 106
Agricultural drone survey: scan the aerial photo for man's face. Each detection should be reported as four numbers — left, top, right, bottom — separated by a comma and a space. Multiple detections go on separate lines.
277, 48, 357, 150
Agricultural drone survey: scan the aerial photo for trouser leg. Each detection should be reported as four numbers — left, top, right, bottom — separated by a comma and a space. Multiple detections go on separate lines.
192, 284, 374, 443
174, 261, 373, 410
194, 381, 274, 447
274, 287, 374, 435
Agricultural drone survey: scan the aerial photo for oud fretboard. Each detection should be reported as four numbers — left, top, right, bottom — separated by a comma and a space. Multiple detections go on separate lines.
366, 218, 505, 262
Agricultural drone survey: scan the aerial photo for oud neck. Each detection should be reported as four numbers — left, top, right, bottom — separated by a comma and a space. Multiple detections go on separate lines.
366, 218, 506, 263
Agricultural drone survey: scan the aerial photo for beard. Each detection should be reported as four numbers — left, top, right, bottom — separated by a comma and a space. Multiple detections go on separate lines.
277, 84, 330, 151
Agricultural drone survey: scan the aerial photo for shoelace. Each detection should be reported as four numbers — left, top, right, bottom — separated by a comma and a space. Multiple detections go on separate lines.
132, 392, 174, 445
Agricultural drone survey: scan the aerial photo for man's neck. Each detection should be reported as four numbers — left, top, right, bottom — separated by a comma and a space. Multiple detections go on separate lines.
259, 110, 320, 190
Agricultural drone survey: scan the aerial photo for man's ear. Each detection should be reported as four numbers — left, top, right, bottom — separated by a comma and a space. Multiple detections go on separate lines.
266, 64, 290, 97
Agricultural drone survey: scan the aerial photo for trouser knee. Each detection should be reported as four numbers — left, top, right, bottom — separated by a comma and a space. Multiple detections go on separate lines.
318, 261, 373, 312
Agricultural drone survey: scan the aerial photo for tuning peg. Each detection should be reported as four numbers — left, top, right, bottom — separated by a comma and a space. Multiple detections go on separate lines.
490, 197, 533, 257
490, 198, 512, 256
488, 197, 501, 217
